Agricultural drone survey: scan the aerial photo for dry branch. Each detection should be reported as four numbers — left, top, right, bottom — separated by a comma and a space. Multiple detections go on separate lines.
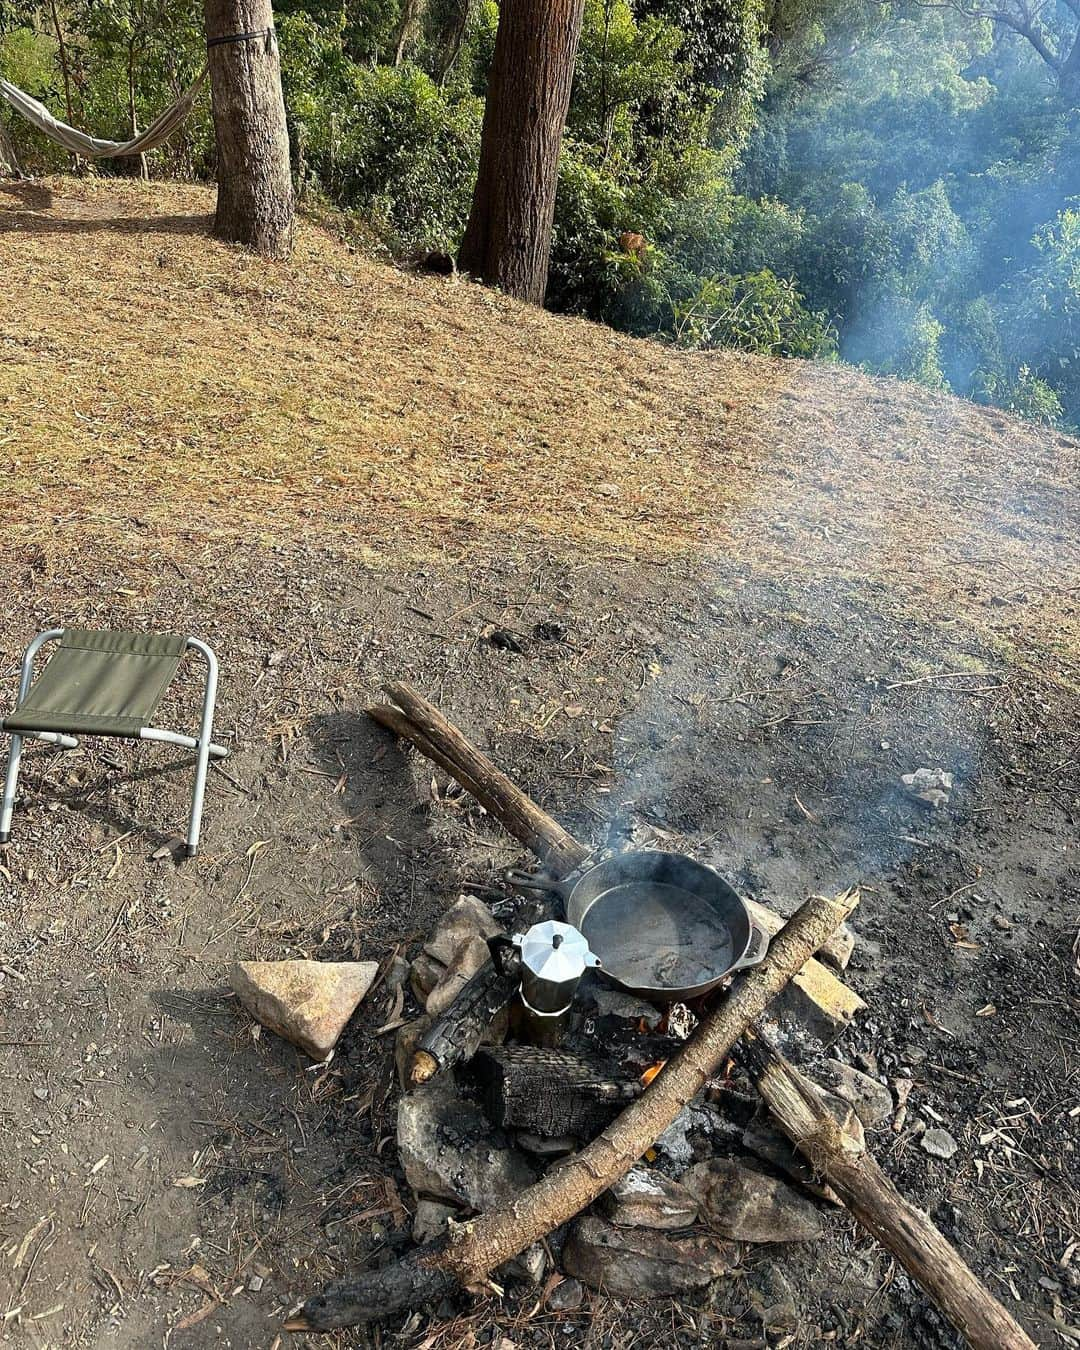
296, 889, 857, 1329
371, 683, 588, 876
746, 1034, 1038, 1350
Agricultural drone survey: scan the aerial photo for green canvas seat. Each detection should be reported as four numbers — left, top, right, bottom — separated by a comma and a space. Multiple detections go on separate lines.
3, 629, 188, 738
1, 628, 228, 857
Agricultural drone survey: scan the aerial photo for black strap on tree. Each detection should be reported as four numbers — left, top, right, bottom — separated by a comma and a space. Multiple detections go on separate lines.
206, 27, 274, 50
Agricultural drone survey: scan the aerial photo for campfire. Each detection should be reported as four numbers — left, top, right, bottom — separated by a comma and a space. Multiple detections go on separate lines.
279, 683, 1035, 1350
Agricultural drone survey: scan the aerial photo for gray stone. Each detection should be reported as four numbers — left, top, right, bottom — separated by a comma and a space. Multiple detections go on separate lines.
397, 1080, 537, 1209
749, 1267, 800, 1332
516, 1131, 577, 1158
741, 1113, 840, 1204
423, 896, 501, 966
229, 959, 379, 1060
425, 936, 491, 1016
921, 1127, 959, 1160
596, 1167, 699, 1230
822, 1059, 894, 1129
502, 1241, 547, 1285
410, 953, 445, 1004
591, 989, 663, 1030
546, 1277, 584, 1312
561, 1216, 734, 1297
682, 1160, 824, 1243
412, 1198, 458, 1243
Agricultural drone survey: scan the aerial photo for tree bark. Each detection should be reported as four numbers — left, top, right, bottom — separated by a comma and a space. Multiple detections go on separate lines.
203, 0, 294, 258
0, 118, 20, 177
746, 1035, 1039, 1350
458, 0, 586, 304
297, 890, 857, 1328
1060, 27, 1080, 104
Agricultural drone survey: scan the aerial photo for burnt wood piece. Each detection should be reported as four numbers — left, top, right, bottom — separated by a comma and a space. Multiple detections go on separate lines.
469, 1045, 642, 1138
412, 956, 521, 1085
745, 1032, 1038, 1350
298, 891, 855, 1329
370, 685, 589, 877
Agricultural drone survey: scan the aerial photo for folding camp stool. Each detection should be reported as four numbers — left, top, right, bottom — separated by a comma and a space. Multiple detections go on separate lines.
0, 629, 228, 857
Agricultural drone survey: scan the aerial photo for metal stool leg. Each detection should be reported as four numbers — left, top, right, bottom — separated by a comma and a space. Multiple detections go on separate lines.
1, 629, 65, 845
0, 732, 23, 843
185, 639, 220, 858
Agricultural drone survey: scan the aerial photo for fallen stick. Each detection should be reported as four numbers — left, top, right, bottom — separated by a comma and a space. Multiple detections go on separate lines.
371, 684, 588, 877
745, 1033, 1038, 1350
368, 684, 863, 1033
294, 889, 856, 1329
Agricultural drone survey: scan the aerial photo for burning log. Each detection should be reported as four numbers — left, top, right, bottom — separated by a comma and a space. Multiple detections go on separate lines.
744, 1032, 1038, 1350
292, 889, 856, 1330
468, 1045, 642, 1138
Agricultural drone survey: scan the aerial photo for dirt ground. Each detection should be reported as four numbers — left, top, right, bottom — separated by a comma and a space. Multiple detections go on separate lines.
0, 179, 1078, 1350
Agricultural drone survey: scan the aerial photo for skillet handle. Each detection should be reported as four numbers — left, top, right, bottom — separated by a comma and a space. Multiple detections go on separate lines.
504, 867, 569, 901
730, 917, 770, 973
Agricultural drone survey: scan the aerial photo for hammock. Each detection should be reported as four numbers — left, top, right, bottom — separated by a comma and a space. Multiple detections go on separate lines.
0, 70, 206, 159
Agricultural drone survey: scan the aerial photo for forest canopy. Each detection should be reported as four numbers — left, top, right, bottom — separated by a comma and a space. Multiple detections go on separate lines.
2, 0, 1078, 430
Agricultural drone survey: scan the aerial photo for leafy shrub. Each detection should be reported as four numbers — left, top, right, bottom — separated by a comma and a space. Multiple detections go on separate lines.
672, 268, 837, 355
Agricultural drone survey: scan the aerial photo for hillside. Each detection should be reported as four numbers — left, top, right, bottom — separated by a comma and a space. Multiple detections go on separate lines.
0, 178, 1078, 1350
1, 177, 1077, 675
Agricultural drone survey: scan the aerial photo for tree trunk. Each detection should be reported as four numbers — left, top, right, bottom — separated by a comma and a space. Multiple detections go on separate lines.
0, 118, 19, 177
48, 0, 80, 172
1060, 28, 1080, 104
203, 0, 294, 258
434, 0, 473, 84
458, 0, 585, 304
392, 0, 428, 65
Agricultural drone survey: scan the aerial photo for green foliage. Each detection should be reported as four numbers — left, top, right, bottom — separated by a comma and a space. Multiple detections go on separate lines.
672, 268, 836, 353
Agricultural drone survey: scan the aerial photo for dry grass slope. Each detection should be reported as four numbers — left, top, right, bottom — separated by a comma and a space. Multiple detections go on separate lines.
1, 177, 1077, 674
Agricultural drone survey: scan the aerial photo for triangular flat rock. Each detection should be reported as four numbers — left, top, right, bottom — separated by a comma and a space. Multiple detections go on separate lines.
230, 959, 379, 1059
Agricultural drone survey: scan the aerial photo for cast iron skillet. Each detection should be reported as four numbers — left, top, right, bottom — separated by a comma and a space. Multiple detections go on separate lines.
506, 849, 768, 1003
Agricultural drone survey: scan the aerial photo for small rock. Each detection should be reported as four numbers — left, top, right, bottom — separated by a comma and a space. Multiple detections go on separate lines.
515, 1131, 577, 1158
412, 1198, 458, 1244
397, 1080, 537, 1209
246, 1274, 264, 1293
423, 896, 501, 966
486, 627, 524, 653
921, 1127, 958, 1160
385, 955, 410, 992
682, 1160, 824, 1243
822, 1059, 894, 1128
561, 1216, 733, 1297
741, 1112, 840, 1204
546, 1277, 584, 1312
33, 1087, 49, 1101
229, 959, 379, 1060
596, 1167, 699, 1230
410, 953, 445, 1004
394, 1015, 433, 1089
992, 914, 1012, 931
591, 989, 663, 1030
501, 1241, 547, 1285
901, 767, 954, 809
426, 936, 491, 1016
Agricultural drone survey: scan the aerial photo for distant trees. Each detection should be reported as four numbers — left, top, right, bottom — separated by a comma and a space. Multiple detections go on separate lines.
203, 0, 294, 256
458, 0, 586, 303
919, 0, 1080, 102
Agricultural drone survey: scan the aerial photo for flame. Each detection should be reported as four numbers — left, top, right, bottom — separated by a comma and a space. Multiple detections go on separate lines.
640, 1060, 666, 1086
